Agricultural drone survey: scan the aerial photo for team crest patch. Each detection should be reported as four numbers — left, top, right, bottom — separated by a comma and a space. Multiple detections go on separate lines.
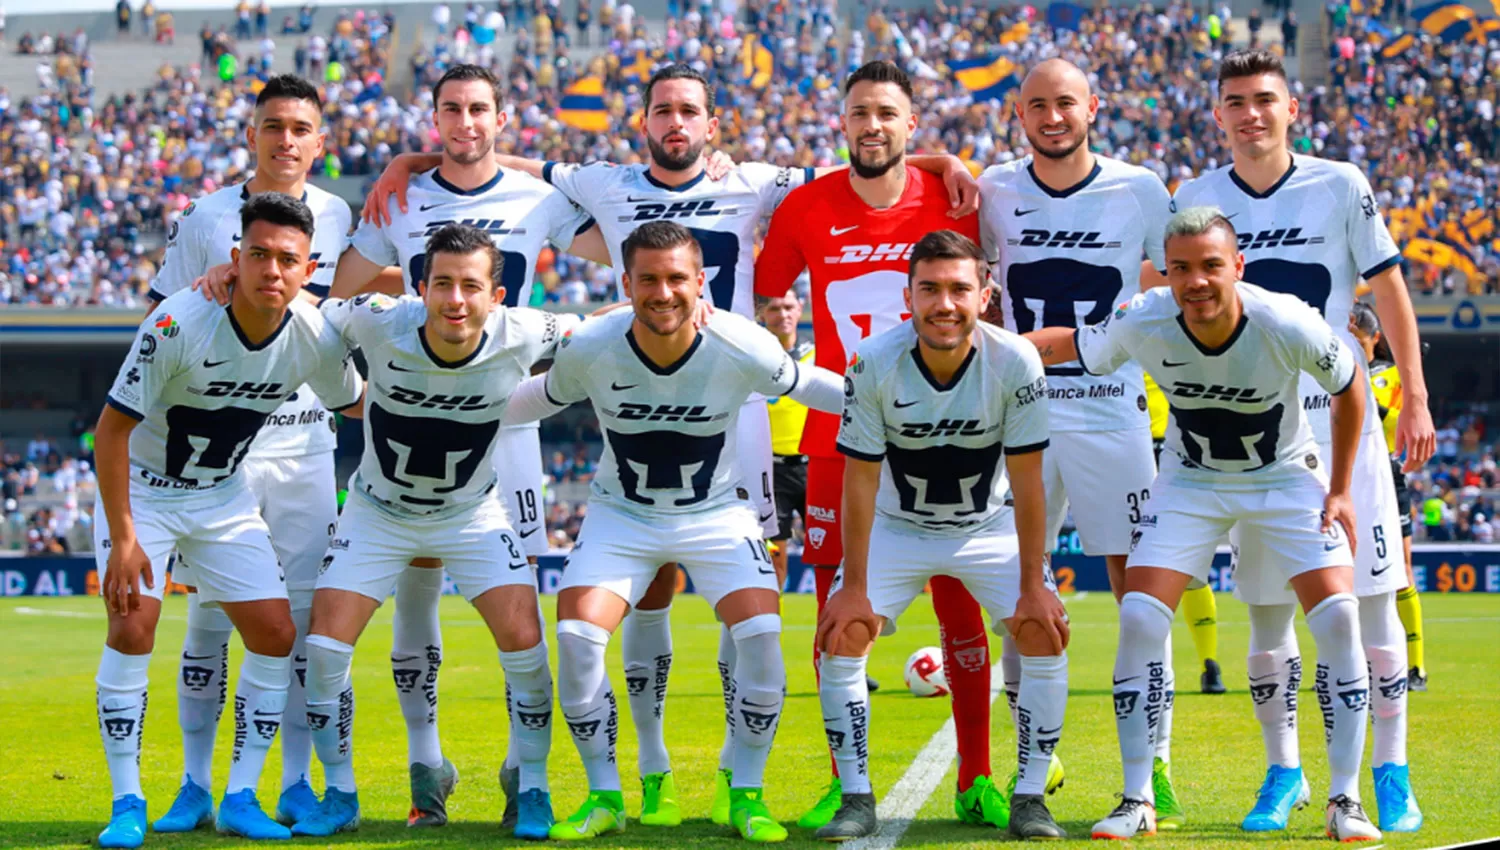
847, 353, 864, 374
181, 202, 196, 217
1114, 302, 1130, 319
1305, 453, 1319, 470
154, 314, 180, 338
560, 327, 574, 348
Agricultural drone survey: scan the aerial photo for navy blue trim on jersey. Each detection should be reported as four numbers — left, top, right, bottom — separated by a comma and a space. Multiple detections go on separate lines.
1229, 161, 1297, 199
147, 288, 167, 304
626, 327, 703, 375
1006, 439, 1049, 455
542, 375, 576, 407
803, 167, 817, 185
780, 358, 802, 397
911, 344, 977, 392
419, 326, 489, 368
542, 161, 560, 184
226, 304, 293, 351
574, 218, 597, 237
1361, 254, 1402, 280
1331, 364, 1359, 396
432, 169, 504, 196
106, 395, 144, 422
836, 441, 884, 462
1072, 327, 1097, 375
1028, 160, 1102, 199
644, 169, 708, 193
303, 283, 331, 299
1176, 312, 1248, 356
238, 182, 309, 202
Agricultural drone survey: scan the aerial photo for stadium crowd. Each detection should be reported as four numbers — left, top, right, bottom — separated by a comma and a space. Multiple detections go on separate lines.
2, 0, 1498, 550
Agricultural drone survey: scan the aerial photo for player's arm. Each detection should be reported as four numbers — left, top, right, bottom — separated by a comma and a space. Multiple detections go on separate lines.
144, 207, 207, 309
504, 374, 568, 424
1140, 262, 1168, 290
817, 350, 885, 654
753, 201, 807, 300
328, 243, 402, 299
564, 221, 613, 266
784, 364, 844, 413
1022, 326, 1080, 366
1136, 176, 1172, 290
1298, 306, 1366, 548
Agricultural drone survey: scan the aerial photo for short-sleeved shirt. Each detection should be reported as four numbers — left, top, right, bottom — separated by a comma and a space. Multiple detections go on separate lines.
1074, 283, 1357, 490
544, 309, 799, 520
837, 321, 1049, 537
106, 291, 362, 503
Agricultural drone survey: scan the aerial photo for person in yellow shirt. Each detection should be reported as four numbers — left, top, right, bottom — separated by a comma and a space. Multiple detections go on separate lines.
1144, 372, 1226, 695
1350, 302, 1427, 690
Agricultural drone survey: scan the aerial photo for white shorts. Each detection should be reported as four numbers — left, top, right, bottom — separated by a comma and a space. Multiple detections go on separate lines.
95, 485, 285, 606
560, 500, 777, 609
1233, 428, 1407, 604
319, 491, 534, 602
243, 451, 337, 608
494, 425, 547, 557
1044, 427, 1156, 556
739, 398, 778, 538
832, 515, 1059, 637
1128, 473, 1353, 592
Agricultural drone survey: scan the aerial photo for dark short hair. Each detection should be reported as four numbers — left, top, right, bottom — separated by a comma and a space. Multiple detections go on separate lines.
908, 230, 985, 283
240, 192, 316, 241
1349, 301, 1380, 338
644, 63, 714, 114
1217, 48, 1287, 86
843, 60, 913, 102
423, 223, 505, 290
623, 221, 702, 276
433, 63, 503, 110
255, 73, 322, 112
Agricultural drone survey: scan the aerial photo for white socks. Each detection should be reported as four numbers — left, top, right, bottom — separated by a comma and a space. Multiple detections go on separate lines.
1000, 632, 1022, 729
499, 642, 553, 792
620, 605, 673, 777
1359, 591, 1408, 768
177, 593, 232, 791
225, 651, 290, 795
727, 614, 785, 790
304, 634, 356, 793
392, 567, 445, 769
1112, 592, 1174, 802
1015, 653, 1068, 796
716, 623, 737, 772
1306, 593, 1369, 801
1247, 602, 1301, 769
281, 604, 314, 792
557, 619, 621, 792
817, 654, 871, 794
97, 647, 151, 800
1155, 632, 1175, 764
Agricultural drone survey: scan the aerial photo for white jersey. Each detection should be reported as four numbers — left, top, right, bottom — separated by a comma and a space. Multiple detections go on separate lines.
1171, 154, 1400, 441
106, 291, 362, 503
541, 161, 814, 316
321, 293, 577, 518
1075, 284, 1358, 491
149, 181, 354, 458
836, 322, 1049, 537
351, 166, 594, 305
544, 309, 800, 519
978, 155, 1170, 432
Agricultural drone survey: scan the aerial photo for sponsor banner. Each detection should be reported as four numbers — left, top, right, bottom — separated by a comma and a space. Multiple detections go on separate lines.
9, 545, 1500, 596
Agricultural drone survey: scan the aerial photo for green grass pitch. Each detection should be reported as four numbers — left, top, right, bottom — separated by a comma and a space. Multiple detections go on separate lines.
2, 591, 1497, 849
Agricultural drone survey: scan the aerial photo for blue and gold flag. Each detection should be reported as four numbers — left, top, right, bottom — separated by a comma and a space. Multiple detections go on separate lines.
950, 54, 1020, 102
558, 76, 610, 132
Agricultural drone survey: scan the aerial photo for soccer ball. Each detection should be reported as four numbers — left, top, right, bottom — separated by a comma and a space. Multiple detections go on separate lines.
904, 647, 949, 698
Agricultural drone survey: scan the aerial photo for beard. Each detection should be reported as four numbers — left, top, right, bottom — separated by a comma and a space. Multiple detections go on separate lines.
1027, 126, 1088, 160
915, 313, 975, 351
646, 133, 705, 171
444, 135, 493, 165
850, 144, 904, 179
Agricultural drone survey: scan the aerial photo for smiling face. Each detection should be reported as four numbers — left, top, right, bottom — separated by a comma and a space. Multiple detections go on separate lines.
1215, 73, 1298, 162
1165, 226, 1245, 327
231, 219, 316, 311
644, 77, 717, 172
1016, 60, 1097, 161
841, 80, 916, 179
904, 257, 988, 352
247, 95, 324, 185
435, 78, 505, 165
420, 248, 501, 348
624, 243, 704, 337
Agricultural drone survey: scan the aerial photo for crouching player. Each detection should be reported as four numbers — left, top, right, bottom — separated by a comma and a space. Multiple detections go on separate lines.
815, 231, 1070, 841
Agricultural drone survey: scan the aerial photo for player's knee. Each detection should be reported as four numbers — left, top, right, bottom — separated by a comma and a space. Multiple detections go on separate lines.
242, 617, 297, 657
304, 634, 355, 702
1118, 591, 1174, 644
106, 615, 157, 655
1010, 623, 1058, 658
830, 619, 876, 657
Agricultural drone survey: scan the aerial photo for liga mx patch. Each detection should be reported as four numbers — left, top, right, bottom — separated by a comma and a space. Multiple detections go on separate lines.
154, 313, 180, 338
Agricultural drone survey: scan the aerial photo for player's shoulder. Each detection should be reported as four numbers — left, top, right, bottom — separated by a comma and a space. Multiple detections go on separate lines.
153, 287, 226, 327
177, 183, 243, 231
732, 161, 807, 191
1114, 286, 1178, 326
497, 305, 565, 346
704, 309, 778, 358
855, 319, 918, 368
974, 320, 1035, 360
1293, 153, 1363, 186
304, 182, 353, 224
557, 306, 627, 356
1170, 163, 1231, 206
979, 157, 1027, 191
1238, 281, 1323, 327
326, 291, 421, 332
777, 168, 849, 213
1098, 156, 1170, 198
499, 164, 563, 197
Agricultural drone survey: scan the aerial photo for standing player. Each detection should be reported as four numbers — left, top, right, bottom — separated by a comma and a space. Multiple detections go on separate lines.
524, 222, 844, 841
759, 290, 815, 588
292, 224, 577, 839
976, 57, 1181, 822
361, 62, 974, 825
1025, 206, 1380, 842
93, 194, 363, 848
755, 60, 1009, 830
815, 231, 1070, 841
144, 74, 356, 833
1171, 48, 1432, 832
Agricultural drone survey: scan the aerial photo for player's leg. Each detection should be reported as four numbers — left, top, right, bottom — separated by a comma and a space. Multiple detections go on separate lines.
1396, 547, 1425, 690
1360, 591, 1422, 831
1180, 584, 1223, 692
620, 565, 679, 825
550, 504, 662, 840
390, 561, 449, 825
796, 454, 847, 829
1239, 597, 1310, 831
94, 500, 171, 849
155, 583, 233, 833
1092, 485, 1227, 840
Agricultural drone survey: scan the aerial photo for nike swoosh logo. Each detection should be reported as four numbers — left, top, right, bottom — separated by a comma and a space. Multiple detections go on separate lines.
419, 203, 453, 211
757, 567, 776, 575
203, 359, 230, 368
611, 382, 638, 391
101, 705, 131, 714
742, 699, 780, 708
294, 655, 307, 663
952, 634, 985, 646
388, 360, 417, 372
1248, 672, 1277, 682
1324, 541, 1343, 552
1161, 359, 1189, 368
391, 655, 419, 663
253, 709, 281, 716
1378, 673, 1402, 683
626, 195, 664, 203
1036, 725, 1062, 736
508, 561, 529, 570
518, 528, 538, 538
1370, 564, 1391, 576
183, 653, 219, 660
759, 511, 775, 523
517, 700, 549, 709
893, 400, 918, 409
829, 225, 859, 236
1112, 676, 1139, 686
1335, 677, 1365, 687
1014, 208, 1039, 216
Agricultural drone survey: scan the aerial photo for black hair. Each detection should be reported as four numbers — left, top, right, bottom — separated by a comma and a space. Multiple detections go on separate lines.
240, 192, 316, 241
255, 73, 323, 112
1218, 48, 1287, 86
644, 63, 714, 114
433, 63, 504, 110
623, 221, 702, 276
423, 223, 505, 290
843, 60, 914, 102
908, 230, 985, 282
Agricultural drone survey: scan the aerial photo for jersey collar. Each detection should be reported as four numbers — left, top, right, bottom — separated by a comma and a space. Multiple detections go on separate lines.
432, 168, 504, 196
911, 343, 977, 392
226, 303, 293, 351
1228, 159, 1297, 199
643, 168, 708, 193
1175, 312, 1248, 356
419, 326, 489, 368
626, 326, 703, 375
1026, 159, 1102, 199
239, 181, 309, 202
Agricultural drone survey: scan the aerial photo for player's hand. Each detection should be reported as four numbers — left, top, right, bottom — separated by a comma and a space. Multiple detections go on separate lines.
1322, 491, 1359, 560
1011, 583, 1070, 654
1395, 401, 1436, 473
103, 537, 154, 616
692, 298, 714, 329
705, 149, 736, 181
940, 154, 981, 218
361, 153, 420, 226
816, 586, 880, 656
189, 262, 236, 305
